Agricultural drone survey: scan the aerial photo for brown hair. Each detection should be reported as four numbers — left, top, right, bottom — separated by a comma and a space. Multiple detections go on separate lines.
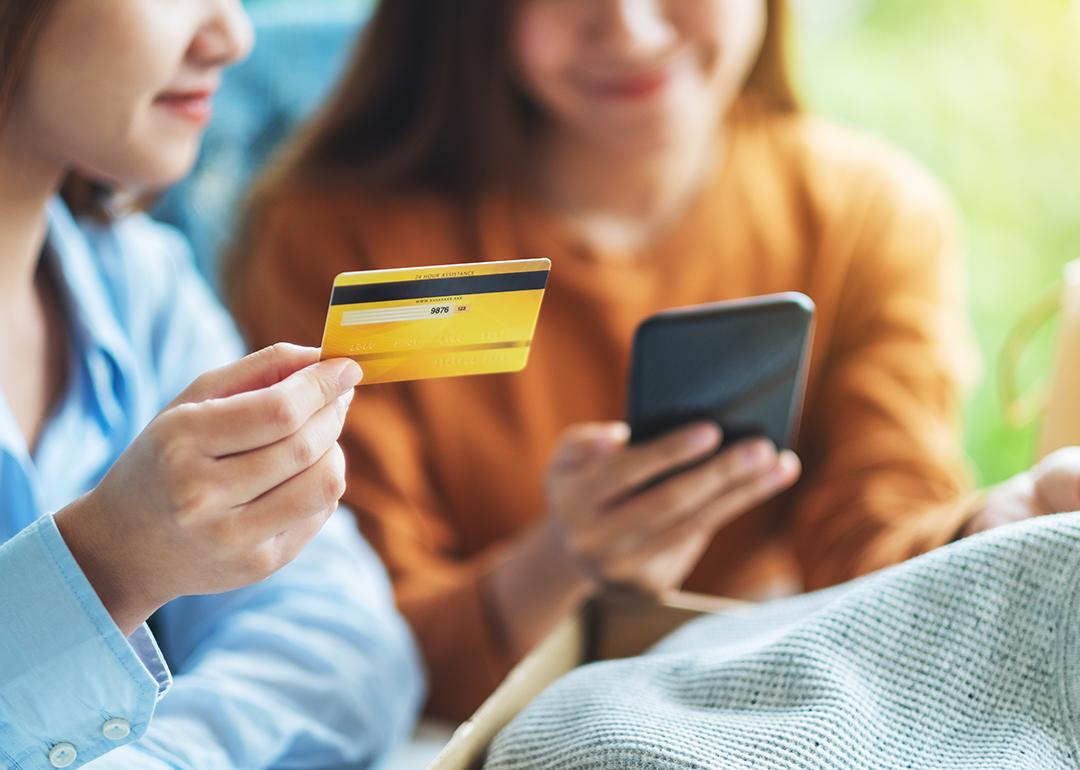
0, 0, 112, 220
0, 2, 56, 124
229, 0, 796, 291
265, 0, 793, 195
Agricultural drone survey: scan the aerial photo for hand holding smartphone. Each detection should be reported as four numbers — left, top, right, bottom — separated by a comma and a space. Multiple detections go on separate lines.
529, 293, 814, 599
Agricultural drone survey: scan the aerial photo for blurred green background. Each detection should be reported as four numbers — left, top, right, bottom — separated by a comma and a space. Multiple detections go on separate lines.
795, 0, 1080, 484
248, 0, 1080, 485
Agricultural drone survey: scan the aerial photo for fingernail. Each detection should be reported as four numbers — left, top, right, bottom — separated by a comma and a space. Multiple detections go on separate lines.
771, 452, 799, 484
742, 440, 775, 470
331, 359, 363, 389
687, 423, 720, 451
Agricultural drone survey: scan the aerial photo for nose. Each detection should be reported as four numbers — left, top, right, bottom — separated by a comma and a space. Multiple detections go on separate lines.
591, 0, 676, 58
189, 0, 254, 69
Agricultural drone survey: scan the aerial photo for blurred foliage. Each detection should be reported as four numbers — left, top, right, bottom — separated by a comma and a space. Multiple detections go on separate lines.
795, 0, 1080, 483
244, 0, 1080, 484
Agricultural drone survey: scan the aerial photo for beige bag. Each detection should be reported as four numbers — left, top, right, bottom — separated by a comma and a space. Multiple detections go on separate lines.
1039, 259, 1080, 457
1000, 258, 1080, 459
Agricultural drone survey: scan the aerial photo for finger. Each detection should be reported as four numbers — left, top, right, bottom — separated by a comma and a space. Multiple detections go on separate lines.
589, 422, 722, 507
175, 343, 321, 405
242, 505, 336, 583
587, 439, 781, 550
266, 505, 338, 573
608, 450, 800, 564
218, 390, 353, 503
1034, 447, 1080, 513
693, 450, 802, 529
238, 443, 347, 538
550, 423, 630, 472
188, 358, 362, 456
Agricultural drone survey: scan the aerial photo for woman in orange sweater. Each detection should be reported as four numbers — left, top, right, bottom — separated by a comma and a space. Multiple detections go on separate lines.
230, 0, 1080, 719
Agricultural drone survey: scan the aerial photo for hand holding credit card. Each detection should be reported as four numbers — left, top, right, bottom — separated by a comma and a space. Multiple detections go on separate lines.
320, 258, 551, 384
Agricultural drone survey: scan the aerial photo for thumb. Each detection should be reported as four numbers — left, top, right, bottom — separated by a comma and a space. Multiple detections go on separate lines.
172, 343, 326, 405
551, 422, 630, 472
1034, 447, 1080, 514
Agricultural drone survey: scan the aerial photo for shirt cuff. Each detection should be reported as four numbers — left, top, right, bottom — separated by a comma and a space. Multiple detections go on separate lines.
0, 515, 170, 769
74, 744, 176, 770
128, 626, 171, 700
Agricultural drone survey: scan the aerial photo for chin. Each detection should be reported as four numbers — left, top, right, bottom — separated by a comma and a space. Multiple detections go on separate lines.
583, 103, 707, 156
140, 161, 198, 190
593, 119, 688, 156
136, 141, 201, 189
88, 144, 201, 192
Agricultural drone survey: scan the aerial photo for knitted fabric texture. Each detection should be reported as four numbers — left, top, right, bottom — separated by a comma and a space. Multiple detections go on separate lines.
484, 513, 1080, 769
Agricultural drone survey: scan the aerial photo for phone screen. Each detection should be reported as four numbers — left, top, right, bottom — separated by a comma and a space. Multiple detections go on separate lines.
628, 294, 814, 449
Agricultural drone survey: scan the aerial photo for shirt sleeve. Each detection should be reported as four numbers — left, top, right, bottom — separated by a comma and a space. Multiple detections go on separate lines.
126, 510, 424, 769
0, 516, 168, 770
791, 152, 983, 589
93, 213, 424, 765
80, 747, 173, 770
232, 198, 515, 720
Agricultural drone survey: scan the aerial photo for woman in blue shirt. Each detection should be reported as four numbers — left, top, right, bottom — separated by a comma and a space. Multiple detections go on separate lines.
0, 1, 423, 768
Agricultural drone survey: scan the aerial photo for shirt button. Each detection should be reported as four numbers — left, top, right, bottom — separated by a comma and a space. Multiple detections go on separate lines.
48, 742, 77, 768
102, 717, 132, 741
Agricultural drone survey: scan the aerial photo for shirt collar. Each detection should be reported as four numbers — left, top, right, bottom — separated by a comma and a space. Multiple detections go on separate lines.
43, 197, 136, 436
0, 199, 140, 528
45, 199, 131, 371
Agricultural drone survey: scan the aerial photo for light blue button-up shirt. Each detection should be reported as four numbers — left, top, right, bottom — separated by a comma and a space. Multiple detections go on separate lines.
0, 199, 424, 769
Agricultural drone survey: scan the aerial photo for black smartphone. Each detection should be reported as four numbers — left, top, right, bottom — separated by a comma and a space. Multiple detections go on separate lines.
627, 292, 815, 449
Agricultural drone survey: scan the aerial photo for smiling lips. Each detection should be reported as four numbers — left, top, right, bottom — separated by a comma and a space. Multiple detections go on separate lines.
154, 90, 215, 124
588, 66, 675, 101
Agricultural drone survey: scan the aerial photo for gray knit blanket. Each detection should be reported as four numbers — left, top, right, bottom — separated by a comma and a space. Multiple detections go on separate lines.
484, 513, 1080, 769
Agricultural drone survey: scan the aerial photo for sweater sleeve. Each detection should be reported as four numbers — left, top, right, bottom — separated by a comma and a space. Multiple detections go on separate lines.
791, 148, 982, 589
232, 194, 516, 720
340, 384, 517, 720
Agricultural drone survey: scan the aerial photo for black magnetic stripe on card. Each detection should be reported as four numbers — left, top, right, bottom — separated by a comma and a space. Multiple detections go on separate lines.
330, 270, 550, 306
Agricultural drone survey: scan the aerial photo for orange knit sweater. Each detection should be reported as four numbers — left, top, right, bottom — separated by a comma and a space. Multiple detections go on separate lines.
234, 104, 979, 719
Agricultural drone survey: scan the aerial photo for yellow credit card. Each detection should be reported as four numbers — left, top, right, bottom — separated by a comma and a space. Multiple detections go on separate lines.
320, 258, 551, 385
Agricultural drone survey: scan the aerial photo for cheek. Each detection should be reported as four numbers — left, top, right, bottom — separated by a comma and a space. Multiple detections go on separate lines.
33, 0, 178, 117
513, 4, 582, 109
675, 0, 766, 85
19, 0, 199, 185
